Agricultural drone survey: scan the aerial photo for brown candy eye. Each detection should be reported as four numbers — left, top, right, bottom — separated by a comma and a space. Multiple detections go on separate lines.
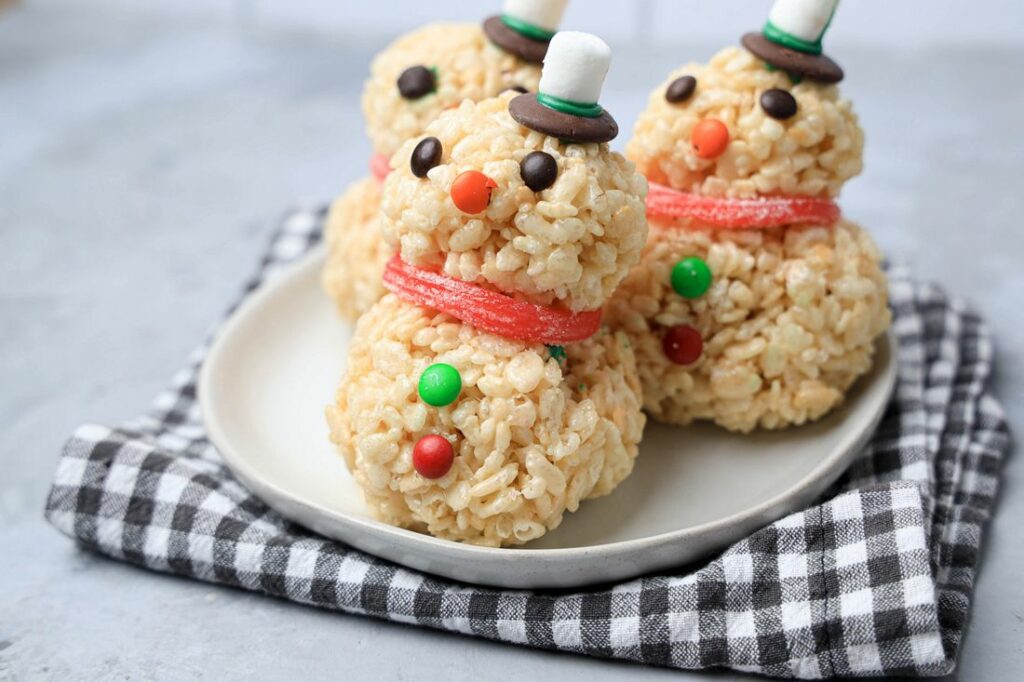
398, 65, 436, 100
665, 75, 697, 104
520, 151, 558, 192
410, 137, 443, 178
760, 88, 798, 119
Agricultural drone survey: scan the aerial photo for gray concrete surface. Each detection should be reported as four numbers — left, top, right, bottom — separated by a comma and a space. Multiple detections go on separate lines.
1, 2, 1021, 680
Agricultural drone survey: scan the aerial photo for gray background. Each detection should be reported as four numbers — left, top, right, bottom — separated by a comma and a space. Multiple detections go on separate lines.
1, 0, 1021, 679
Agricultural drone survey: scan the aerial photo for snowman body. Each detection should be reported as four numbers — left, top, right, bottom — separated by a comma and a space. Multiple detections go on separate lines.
323, 18, 556, 321
607, 46, 890, 432
328, 94, 649, 546
331, 296, 642, 546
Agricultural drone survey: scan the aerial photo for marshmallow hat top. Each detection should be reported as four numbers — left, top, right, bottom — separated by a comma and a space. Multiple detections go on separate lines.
503, 0, 569, 34
741, 0, 844, 83
538, 31, 612, 105
507, 30, 618, 143
768, 0, 838, 45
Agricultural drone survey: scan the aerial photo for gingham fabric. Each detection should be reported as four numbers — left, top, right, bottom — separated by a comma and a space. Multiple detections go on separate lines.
46, 207, 1010, 678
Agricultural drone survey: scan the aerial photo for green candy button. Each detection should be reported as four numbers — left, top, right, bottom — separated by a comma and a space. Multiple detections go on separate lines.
418, 363, 462, 407
671, 257, 712, 299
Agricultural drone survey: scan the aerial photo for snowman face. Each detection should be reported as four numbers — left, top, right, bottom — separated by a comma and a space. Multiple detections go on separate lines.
626, 46, 864, 200
380, 94, 648, 313
363, 23, 542, 159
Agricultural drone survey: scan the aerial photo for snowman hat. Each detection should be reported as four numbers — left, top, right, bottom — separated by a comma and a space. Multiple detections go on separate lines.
742, 0, 844, 84
508, 31, 618, 144
484, 0, 570, 64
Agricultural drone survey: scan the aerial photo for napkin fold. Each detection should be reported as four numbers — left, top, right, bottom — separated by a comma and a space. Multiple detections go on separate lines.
46, 207, 1010, 678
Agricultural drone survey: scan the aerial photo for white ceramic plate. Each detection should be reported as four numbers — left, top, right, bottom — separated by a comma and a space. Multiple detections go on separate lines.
199, 246, 897, 589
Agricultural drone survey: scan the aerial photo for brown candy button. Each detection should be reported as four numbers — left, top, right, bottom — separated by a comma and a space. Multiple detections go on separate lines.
483, 16, 550, 64
509, 94, 618, 144
411, 137, 443, 178
520, 151, 558, 192
741, 32, 844, 84
665, 75, 697, 104
760, 88, 798, 119
398, 65, 436, 100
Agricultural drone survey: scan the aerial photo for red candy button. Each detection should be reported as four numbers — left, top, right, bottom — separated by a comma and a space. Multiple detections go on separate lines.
451, 170, 497, 214
663, 325, 703, 366
413, 435, 454, 479
383, 256, 602, 344
646, 182, 841, 229
691, 118, 730, 159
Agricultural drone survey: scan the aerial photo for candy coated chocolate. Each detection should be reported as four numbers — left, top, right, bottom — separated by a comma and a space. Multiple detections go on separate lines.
397, 65, 436, 99
760, 88, 798, 119
665, 75, 697, 103
520, 151, 558, 192
671, 257, 712, 299
663, 325, 703, 366
418, 363, 462, 407
691, 118, 730, 159
411, 137, 443, 178
546, 344, 567, 368
451, 171, 497, 214
412, 435, 455, 479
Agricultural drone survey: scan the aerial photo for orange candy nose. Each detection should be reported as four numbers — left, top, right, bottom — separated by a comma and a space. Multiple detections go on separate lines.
451, 170, 498, 214
691, 118, 730, 159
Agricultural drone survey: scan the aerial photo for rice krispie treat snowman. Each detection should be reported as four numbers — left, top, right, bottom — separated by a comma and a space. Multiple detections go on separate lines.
327, 33, 650, 547
607, 0, 890, 432
323, 0, 569, 320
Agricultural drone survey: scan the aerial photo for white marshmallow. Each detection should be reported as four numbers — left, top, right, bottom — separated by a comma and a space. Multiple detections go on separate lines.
503, 0, 569, 33
768, 0, 838, 43
538, 31, 611, 105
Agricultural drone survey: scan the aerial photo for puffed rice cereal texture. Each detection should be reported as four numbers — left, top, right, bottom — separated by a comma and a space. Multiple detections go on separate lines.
322, 177, 393, 321
627, 46, 864, 199
364, 23, 542, 158
327, 294, 646, 547
606, 220, 891, 432
323, 23, 540, 319
381, 94, 649, 312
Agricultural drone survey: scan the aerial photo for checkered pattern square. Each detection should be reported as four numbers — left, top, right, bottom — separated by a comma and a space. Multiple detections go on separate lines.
45, 207, 1010, 678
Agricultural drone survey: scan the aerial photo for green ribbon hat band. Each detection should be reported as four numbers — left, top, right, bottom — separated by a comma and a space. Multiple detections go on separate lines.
762, 1, 839, 56
536, 92, 604, 119
762, 20, 823, 55
500, 14, 557, 42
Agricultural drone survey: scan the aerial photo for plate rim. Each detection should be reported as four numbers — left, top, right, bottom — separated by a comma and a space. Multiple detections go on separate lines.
199, 245, 898, 563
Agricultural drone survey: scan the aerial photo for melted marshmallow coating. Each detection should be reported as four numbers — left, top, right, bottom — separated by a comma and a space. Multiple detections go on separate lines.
381, 94, 649, 312
627, 46, 864, 199
327, 295, 645, 546
363, 23, 542, 158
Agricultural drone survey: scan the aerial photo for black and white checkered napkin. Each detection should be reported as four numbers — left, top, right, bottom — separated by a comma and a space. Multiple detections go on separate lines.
46, 208, 1010, 678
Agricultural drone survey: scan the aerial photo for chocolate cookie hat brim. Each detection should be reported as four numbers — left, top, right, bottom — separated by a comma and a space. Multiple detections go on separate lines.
484, 16, 550, 64
510, 31, 618, 144
742, 32, 844, 84
509, 93, 618, 144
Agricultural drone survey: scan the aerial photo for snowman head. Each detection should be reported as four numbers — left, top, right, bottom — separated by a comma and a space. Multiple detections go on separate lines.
363, 2, 570, 159
634, 58, 866, 200
379, 36, 648, 313
627, 0, 861, 200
